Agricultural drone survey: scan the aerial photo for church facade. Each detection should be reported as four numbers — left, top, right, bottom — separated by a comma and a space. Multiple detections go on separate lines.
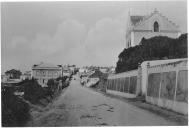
126, 9, 181, 48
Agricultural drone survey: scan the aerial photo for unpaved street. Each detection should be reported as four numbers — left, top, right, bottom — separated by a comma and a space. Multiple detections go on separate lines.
27, 77, 179, 126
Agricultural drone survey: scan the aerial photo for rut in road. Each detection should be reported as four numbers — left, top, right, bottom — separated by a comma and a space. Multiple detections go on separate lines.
26, 77, 179, 126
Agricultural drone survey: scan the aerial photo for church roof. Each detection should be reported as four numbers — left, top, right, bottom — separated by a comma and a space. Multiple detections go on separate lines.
130, 9, 179, 29
130, 15, 145, 26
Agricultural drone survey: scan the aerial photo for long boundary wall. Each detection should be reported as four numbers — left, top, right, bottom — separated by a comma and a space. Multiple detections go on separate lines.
106, 58, 187, 115
106, 70, 139, 98
146, 60, 188, 115
141, 58, 187, 96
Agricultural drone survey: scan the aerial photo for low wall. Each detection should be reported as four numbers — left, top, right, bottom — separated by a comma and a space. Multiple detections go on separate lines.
106, 70, 139, 98
107, 90, 136, 98
141, 58, 187, 96
146, 60, 188, 115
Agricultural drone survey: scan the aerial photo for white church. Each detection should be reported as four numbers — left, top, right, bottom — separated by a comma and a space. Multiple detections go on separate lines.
126, 9, 181, 48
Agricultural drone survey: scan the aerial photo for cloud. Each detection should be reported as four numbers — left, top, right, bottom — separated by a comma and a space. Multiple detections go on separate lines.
2, 15, 127, 72
85, 17, 126, 66
2, 19, 87, 72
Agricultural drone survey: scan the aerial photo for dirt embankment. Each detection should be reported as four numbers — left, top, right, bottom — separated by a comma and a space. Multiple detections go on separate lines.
25, 88, 68, 127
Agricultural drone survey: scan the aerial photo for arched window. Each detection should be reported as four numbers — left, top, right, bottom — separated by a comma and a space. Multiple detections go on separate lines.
154, 21, 159, 32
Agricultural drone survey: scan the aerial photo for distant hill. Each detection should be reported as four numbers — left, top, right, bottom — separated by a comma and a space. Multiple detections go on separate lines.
116, 34, 187, 73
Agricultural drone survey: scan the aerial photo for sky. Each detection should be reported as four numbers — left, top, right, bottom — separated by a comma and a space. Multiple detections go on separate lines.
1, 1, 187, 73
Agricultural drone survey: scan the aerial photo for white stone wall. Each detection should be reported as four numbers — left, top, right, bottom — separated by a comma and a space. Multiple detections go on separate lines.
107, 69, 139, 98
140, 58, 187, 95
145, 59, 188, 115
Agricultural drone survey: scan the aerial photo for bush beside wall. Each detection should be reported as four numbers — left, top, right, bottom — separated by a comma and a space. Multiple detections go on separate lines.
116, 34, 187, 73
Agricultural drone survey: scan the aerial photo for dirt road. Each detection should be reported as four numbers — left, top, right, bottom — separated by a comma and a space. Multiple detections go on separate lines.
27, 77, 179, 126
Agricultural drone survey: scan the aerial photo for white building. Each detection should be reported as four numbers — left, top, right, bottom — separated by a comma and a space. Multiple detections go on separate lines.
20, 71, 32, 80
79, 68, 88, 74
126, 9, 180, 48
32, 63, 62, 87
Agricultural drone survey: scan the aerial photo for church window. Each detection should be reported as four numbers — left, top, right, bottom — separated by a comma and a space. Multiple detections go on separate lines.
154, 21, 159, 32
129, 40, 131, 47
128, 40, 131, 47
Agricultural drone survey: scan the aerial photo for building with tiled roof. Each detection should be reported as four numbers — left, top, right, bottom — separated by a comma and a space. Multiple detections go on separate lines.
32, 62, 62, 87
126, 9, 181, 48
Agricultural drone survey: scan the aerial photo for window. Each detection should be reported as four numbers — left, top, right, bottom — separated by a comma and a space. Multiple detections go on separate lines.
128, 40, 131, 47
43, 71, 45, 75
154, 21, 159, 32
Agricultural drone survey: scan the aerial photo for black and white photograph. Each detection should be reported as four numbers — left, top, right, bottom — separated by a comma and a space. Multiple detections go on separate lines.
1, 0, 188, 127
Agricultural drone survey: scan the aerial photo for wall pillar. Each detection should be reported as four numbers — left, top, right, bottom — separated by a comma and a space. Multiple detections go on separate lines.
145, 62, 150, 97
137, 63, 142, 96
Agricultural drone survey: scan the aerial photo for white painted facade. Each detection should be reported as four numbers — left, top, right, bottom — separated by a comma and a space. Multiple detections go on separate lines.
32, 63, 62, 87
126, 9, 180, 48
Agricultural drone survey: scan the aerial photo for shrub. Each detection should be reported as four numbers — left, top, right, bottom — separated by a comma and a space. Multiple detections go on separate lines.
22, 78, 47, 104
2, 86, 30, 127
116, 34, 187, 73
47, 79, 59, 95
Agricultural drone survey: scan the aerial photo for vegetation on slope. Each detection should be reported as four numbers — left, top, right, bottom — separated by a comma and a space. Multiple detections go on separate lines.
2, 76, 71, 126
116, 34, 187, 73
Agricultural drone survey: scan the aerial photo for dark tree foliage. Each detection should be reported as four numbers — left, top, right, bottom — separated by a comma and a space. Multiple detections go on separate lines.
22, 78, 47, 104
2, 76, 72, 127
56, 76, 68, 82
47, 79, 59, 95
56, 76, 69, 86
2, 86, 30, 127
74, 68, 79, 74
116, 34, 187, 73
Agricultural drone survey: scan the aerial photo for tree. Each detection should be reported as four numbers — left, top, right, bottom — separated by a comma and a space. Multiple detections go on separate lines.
47, 79, 59, 94
2, 86, 30, 126
22, 78, 46, 104
5, 69, 22, 79
116, 34, 187, 73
